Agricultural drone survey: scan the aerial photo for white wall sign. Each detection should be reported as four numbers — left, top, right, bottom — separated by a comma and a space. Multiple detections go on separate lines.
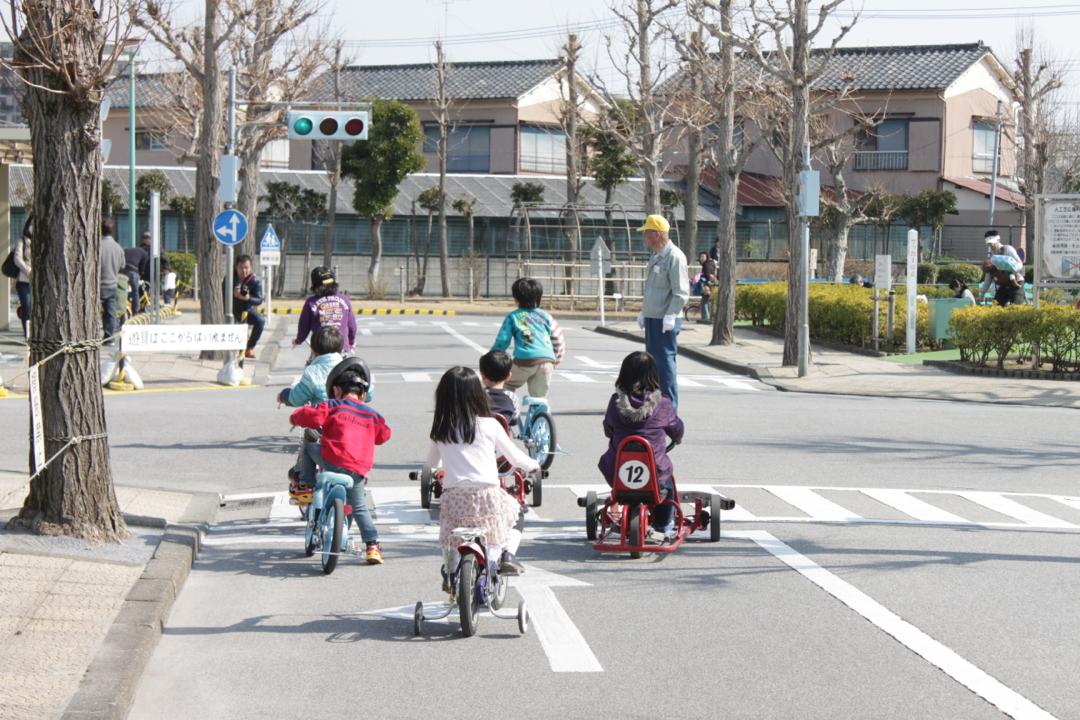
1040, 197, 1080, 281
875, 254, 892, 291
121, 325, 247, 353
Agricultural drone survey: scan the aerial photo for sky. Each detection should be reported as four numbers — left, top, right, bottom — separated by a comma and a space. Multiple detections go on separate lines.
159, 0, 1080, 103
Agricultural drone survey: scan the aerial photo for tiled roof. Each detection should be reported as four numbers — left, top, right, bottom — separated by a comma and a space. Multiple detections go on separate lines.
305, 59, 563, 102
5, 165, 711, 220
943, 176, 1025, 208
105, 71, 183, 109
807, 43, 995, 92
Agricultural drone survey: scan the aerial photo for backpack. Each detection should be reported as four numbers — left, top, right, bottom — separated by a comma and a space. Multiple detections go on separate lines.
2, 250, 18, 279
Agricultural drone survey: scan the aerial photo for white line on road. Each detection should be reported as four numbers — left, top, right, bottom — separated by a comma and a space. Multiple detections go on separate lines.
678, 377, 704, 387
558, 372, 597, 383
958, 492, 1076, 528
435, 321, 486, 354
732, 529, 1057, 720
766, 486, 864, 521
576, 355, 617, 369
402, 372, 432, 383
860, 489, 967, 524
359, 328, 372, 336
712, 378, 760, 391
514, 564, 603, 673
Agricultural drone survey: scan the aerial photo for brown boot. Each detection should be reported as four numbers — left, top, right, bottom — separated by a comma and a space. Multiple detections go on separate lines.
244, 349, 256, 359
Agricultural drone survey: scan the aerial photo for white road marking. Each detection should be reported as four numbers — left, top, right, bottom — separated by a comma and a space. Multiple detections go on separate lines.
576, 356, 617, 369
367, 486, 434, 525
462, 321, 480, 326
860, 489, 967, 524
402, 372, 432, 383
957, 492, 1076, 528
435, 321, 486, 354
678, 377, 704, 387
400, 321, 417, 327
359, 328, 372, 336
514, 564, 603, 673
1053, 496, 1080, 514
712, 378, 760, 391
558, 372, 597, 383
733, 529, 1057, 720
766, 486, 864, 521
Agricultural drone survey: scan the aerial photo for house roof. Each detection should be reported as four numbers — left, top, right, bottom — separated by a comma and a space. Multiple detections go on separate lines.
105, 71, 182, 110
305, 59, 563, 103
943, 176, 1025, 208
5, 165, 713, 221
807, 43, 1003, 93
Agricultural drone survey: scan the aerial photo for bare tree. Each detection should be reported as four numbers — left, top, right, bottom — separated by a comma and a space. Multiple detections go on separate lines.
593, 0, 679, 215
3, 0, 133, 541
714, 0, 853, 366
1013, 27, 1065, 238
433, 40, 451, 296
224, 0, 326, 258
560, 32, 586, 294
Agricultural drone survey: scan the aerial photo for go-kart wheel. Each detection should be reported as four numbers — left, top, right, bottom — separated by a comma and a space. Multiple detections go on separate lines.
517, 601, 529, 635
420, 467, 433, 509
710, 494, 722, 542
530, 412, 556, 471
321, 497, 344, 574
585, 491, 598, 541
457, 554, 480, 638
413, 601, 423, 637
529, 473, 543, 507
627, 510, 642, 559
490, 571, 508, 611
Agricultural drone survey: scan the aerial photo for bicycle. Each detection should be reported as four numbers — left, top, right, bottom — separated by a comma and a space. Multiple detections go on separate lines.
304, 470, 361, 575
518, 396, 556, 472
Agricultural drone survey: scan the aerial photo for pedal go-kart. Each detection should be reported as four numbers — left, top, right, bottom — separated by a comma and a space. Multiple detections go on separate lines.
413, 526, 528, 638
304, 470, 365, 575
578, 436, 735, 558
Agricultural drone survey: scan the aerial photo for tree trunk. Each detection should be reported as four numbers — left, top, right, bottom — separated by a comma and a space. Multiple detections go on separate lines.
782, 1, 810, 368
273, 225, 289, 296
635, 0, 661, 216
438, 174, 449, 297
236, 150, 262, 258
369, 215, 383, 295
711, 170, 739, 345
828, 222, 850, 282
196, 0, 226, 357
13, 3, 126, 542
684, 127, 701, 258
301, 224, 313, 295
564, 34, 582, 297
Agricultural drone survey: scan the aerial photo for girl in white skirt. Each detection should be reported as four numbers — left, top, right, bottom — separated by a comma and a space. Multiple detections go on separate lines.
426, 366, 540, 586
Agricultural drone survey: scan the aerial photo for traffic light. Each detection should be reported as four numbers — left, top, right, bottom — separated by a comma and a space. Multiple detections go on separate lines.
287, 111, 368, 141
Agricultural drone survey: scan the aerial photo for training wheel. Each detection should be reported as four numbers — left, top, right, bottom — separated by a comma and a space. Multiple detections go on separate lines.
517, 601, 529, 635
413, 601, 423, 636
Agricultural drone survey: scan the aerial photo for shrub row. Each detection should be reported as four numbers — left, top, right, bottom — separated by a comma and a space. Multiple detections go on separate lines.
164, 252, 196, 293
949, 305, 1080, 372
734, 283, 928, 349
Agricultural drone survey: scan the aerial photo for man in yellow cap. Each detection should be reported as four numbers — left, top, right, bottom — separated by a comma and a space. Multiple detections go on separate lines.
637, 214, 689, 409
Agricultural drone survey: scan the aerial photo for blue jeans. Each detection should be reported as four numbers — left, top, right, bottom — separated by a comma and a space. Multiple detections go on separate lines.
644, 316, 682, 410
126, 270, 140, 312
15, 281, 30, 337
651, 484, 676, 535
101, 288, 118, 343
321, 457, 379, 545
235, 309, 265, 350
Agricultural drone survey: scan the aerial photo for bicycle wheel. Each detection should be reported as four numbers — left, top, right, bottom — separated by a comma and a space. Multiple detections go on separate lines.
529, 412, 556, 471
627, 509, 642, 559
420, 467, 433, 509
321, 498, 344, 574
490, 570, 508, 611
457, 555, 480, 638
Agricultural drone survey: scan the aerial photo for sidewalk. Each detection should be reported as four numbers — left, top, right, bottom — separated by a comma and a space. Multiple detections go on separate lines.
0, 472, 215, 720
597, 321, 1080, 410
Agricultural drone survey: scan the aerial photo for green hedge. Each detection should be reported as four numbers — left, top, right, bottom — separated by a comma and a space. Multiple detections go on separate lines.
164, 252, 196, 293
735, 283, 929, 348
936, 263, 983, 287
951, 305, 1080, 372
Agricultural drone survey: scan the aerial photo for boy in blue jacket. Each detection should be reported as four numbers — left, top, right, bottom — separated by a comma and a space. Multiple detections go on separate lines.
491, 278, 565, 398
280, 326, 344, 489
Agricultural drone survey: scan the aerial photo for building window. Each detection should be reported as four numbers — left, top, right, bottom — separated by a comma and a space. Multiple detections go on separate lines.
423, 125, 490, 173
973, 120, 999, 174
520, 126, 566, 174
135, 130, 168, 151
854, 118, 909, 171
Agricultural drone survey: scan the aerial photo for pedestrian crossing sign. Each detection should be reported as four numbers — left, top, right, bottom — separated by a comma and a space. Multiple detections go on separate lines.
259, 225, 281, 266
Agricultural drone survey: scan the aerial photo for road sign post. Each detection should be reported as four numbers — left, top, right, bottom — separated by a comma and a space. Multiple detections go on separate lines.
259, 225, 281, 321
906, 229, 918, 354
214, 209, 249, 325
150, 190, 161, 323
797, 145, 820, 377
590, 237, 612, 327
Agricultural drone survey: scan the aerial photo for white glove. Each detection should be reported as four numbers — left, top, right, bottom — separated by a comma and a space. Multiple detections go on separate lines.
662, 314, 677, 333
636, 311, 645, 330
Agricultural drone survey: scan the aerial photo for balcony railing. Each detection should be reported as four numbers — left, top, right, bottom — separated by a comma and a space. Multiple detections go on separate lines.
854, 150, 908, 171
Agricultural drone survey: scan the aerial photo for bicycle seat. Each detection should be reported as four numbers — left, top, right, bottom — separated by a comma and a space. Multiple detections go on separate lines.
316, 471, 354, 490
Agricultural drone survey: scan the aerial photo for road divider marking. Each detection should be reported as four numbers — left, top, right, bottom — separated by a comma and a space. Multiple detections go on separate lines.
678, 377, 704, 387
514, 564, 603, 673
359, 328, 372, 336
766, 486, 863, 522
958, 491, 1077, 529
435, 321, 486, 354
558, 372, 597, 383
402, 372, 431, 383
733, 529, 1057, 720
860, 489, 967, 524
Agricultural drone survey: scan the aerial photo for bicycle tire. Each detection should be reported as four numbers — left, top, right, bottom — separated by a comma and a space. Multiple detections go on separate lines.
530, 411, 556, 471
457, 555, 480, 637
321, 498, 344, 574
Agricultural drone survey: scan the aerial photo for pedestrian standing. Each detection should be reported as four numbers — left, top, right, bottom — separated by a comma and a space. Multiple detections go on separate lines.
161, 260, 177, 305
13, 218, 32, 338
695, 251, 717, 324
636, 214, 689, 409
100, 219, 125, 343
232, 254, 265, 359
123, 237, 147, 313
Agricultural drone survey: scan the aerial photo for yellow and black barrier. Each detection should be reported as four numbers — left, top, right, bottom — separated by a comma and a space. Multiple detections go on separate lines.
271, 307, 456, 317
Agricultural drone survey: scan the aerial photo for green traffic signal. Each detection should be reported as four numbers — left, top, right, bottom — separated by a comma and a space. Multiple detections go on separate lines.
293, 116, 313, 136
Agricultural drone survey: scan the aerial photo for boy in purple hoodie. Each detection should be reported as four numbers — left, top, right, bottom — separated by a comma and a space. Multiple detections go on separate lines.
293, 266, 357, 352
598, 351, 684, 543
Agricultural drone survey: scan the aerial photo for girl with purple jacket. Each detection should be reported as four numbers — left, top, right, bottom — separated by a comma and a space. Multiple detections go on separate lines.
598, 351, 685, 543
293, 267, 357, 352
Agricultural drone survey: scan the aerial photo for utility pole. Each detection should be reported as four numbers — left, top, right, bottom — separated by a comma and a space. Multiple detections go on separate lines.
224, 67, 236, 323
128, 51, 136, 247
988, 100, 1003, 227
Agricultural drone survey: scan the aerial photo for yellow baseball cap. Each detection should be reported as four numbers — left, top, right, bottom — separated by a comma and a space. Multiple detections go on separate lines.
636, 214, 670, 233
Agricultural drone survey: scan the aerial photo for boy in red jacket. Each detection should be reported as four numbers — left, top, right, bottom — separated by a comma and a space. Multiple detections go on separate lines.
290, 358, 390, 564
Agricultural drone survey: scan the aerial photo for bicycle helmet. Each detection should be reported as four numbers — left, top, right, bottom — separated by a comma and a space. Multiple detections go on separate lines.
325, 356, 373, 401
310, 266, 336, 292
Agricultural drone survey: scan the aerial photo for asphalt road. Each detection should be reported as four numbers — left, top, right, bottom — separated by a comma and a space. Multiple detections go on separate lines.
4, 315, 1080, 719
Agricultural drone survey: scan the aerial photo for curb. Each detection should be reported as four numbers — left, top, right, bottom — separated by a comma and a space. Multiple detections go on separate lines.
924, 359, 1080, 382
251, 321, 286, 386
61, 494, 218, 720
592, 325, 760, 379
271, 307, 456, 316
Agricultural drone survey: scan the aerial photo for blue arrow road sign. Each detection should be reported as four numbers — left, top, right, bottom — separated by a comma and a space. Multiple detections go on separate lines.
259, 225, 281, 252
213, 209, 248, 247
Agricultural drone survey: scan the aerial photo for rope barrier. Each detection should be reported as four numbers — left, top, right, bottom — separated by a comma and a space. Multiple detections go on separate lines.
27, 432, 109, 482
1, 332, 122, 389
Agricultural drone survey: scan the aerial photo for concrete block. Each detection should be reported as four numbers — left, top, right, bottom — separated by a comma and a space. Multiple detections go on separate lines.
124, 577, 175, 605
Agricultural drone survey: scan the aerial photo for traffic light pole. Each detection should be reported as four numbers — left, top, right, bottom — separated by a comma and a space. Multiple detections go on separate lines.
128, 52, 136, 248
224, 67, 236, 325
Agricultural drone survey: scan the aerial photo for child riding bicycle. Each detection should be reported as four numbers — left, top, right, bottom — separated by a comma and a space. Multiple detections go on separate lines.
290, 357, 390, 564
425, 367, 540, 586
491, 278, 565, 399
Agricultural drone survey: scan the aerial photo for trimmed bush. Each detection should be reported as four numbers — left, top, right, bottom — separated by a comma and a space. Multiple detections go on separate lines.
165, 251, 196, 293
917, 263, 938, 284
936, 263, 983, 287
950, 304, 1080, 372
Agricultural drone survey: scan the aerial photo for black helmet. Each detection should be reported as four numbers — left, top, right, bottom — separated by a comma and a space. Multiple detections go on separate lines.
325, 356, 371, 398
310, 266, 336, 292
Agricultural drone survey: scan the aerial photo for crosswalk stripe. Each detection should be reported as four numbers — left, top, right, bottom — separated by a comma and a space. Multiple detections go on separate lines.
678, 377, 704, 387
1052, 496, 1080, 514
559, 372, 598, 383
402, 372, 431, 383
368, 486, 434, 525
860, 489, 968, 524
766, 486, 863, 521
713, 378, 760, 391
359, 328, 372, 336
957, 491, 1076, 528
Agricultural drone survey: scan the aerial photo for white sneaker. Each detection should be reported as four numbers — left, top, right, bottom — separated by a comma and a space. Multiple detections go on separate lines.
644, 528, 666, 545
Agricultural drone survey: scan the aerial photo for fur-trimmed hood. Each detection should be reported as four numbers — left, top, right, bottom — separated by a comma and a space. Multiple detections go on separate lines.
615, 390, 662, 423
